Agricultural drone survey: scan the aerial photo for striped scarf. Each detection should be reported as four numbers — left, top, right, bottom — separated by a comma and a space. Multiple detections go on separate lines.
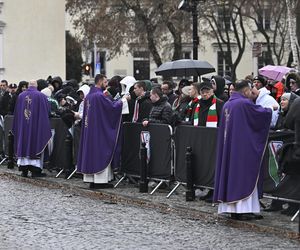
185, 96, 218, 127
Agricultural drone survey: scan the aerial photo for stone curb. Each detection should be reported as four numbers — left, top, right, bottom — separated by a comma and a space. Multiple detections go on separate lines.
1, 171, 300, 241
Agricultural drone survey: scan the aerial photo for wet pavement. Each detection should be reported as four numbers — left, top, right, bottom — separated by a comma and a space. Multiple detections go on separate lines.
0, 166, 300, 249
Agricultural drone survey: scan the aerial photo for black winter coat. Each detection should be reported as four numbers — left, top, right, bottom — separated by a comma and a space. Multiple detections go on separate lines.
148, 96, 172, 125
135, 92, 153, 123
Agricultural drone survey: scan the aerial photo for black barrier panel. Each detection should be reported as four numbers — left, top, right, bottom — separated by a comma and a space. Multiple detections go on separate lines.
262, 130, 300, 200
49, 119, 70, 170
263, 130, 295, 193
147, 124, 172, 179
73, 124, 81, 165
121, 122, 172, 179
4, 116, 62, 155
3, 116, 70, 170
4, 115, 13, 155
121, 122, 142, 176
174, 125, 218, 188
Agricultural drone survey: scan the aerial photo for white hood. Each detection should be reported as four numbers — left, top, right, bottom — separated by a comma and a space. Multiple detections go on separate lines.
77, 84, 90, 98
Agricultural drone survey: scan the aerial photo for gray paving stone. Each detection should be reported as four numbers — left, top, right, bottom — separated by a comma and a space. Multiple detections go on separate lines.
0, 167, 299, 249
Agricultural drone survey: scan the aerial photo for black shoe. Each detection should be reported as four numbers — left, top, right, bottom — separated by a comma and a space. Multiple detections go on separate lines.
231, 213, 263, 221
21, 170, 28, 177
245, 213, 264, 220
19, 165, 29, 172
90, 183, 114, 189
31, 172, 47, 178
231, 213, 252, 221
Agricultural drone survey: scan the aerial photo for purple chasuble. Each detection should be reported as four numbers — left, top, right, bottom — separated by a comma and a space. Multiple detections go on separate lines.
213, 92, 272, 203
77, 86, 122, 174
12, 86, 51, 158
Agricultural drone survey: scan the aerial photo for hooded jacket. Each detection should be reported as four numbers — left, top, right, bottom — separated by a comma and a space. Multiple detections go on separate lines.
256, 87, 279, 128
275, 92, 298, 130
212, 75, 228, 102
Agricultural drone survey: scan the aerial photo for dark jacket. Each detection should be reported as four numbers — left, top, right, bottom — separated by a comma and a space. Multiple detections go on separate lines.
197, 96, 224, 127
0, 91, 13, 116
274, 93, 298, 130
172, 95, 191, 125
135, 92, 152, 123
284, 97, 300, 159
212, 75, 228, 102
166, 91, 178, 106
148, 96, 172, 125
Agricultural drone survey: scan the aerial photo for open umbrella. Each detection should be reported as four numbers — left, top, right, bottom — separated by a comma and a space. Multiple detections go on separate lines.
258, 65, 293, 81
155, 59, 215, 78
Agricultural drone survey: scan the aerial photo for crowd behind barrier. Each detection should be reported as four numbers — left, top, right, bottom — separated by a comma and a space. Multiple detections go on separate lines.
3, 116, 300, 202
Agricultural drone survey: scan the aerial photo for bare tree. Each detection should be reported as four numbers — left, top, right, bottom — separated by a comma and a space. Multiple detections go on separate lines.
66, 0, 191, 67
244, 0, 289, 66
200, 0, 247, 81
286, 0, 300, 69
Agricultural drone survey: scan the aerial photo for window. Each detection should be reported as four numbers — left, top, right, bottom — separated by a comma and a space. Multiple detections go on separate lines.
217, 7, 231, 30
257, 7, 271, 30
258, 51, 272, 69
183, 51, 191, 59
217, 51, 231, 76
133, 51, 150, 59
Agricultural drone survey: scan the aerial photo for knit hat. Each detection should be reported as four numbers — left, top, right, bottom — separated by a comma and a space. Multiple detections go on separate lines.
8, 83, 17, 89
41, 87, 52, 97
281, 92, 291, 101
253, 75, 266, 86
200, 82, 213, 91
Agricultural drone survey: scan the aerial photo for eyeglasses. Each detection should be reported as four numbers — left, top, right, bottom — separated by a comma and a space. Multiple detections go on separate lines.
290, 80, 296, 85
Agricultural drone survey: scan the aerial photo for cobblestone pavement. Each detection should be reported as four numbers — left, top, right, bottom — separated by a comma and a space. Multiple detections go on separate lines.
0, 176, 300, 249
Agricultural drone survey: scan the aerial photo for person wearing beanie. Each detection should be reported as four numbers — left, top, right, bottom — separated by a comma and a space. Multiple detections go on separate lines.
285, 72, 300, 95
253, 75, 266, 87
185, 82, 224, 127
8, 81, 28, 114
252, 75, 279, 128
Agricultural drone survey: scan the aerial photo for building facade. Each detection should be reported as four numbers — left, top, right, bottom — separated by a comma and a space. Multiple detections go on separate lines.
66, 3, 290, 82
0, 0, 65, 83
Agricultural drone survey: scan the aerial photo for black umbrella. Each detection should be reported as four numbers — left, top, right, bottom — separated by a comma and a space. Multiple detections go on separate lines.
155, 59, 215, 77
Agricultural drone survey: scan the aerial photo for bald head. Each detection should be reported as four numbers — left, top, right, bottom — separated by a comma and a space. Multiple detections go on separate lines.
29, 80, 38, 88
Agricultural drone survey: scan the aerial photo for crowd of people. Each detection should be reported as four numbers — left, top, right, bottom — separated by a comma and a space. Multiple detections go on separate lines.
1, 69, 300, 221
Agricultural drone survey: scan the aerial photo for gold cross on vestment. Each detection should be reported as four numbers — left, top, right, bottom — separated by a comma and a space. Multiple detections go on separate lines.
84, 100, 91, 128
224, 108, 230, 141
24, 95, 32, 121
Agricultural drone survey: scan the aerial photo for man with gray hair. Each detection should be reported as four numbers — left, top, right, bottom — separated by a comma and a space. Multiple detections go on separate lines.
12, 80, 51, 177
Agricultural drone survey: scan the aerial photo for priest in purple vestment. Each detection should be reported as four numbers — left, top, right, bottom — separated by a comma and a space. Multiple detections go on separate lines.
213, 80, 272, 221
77, 74, 122, 188
12, 80, 51, 177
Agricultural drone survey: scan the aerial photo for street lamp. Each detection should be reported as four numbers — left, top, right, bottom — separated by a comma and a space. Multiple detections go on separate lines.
178, 0, 204, 82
